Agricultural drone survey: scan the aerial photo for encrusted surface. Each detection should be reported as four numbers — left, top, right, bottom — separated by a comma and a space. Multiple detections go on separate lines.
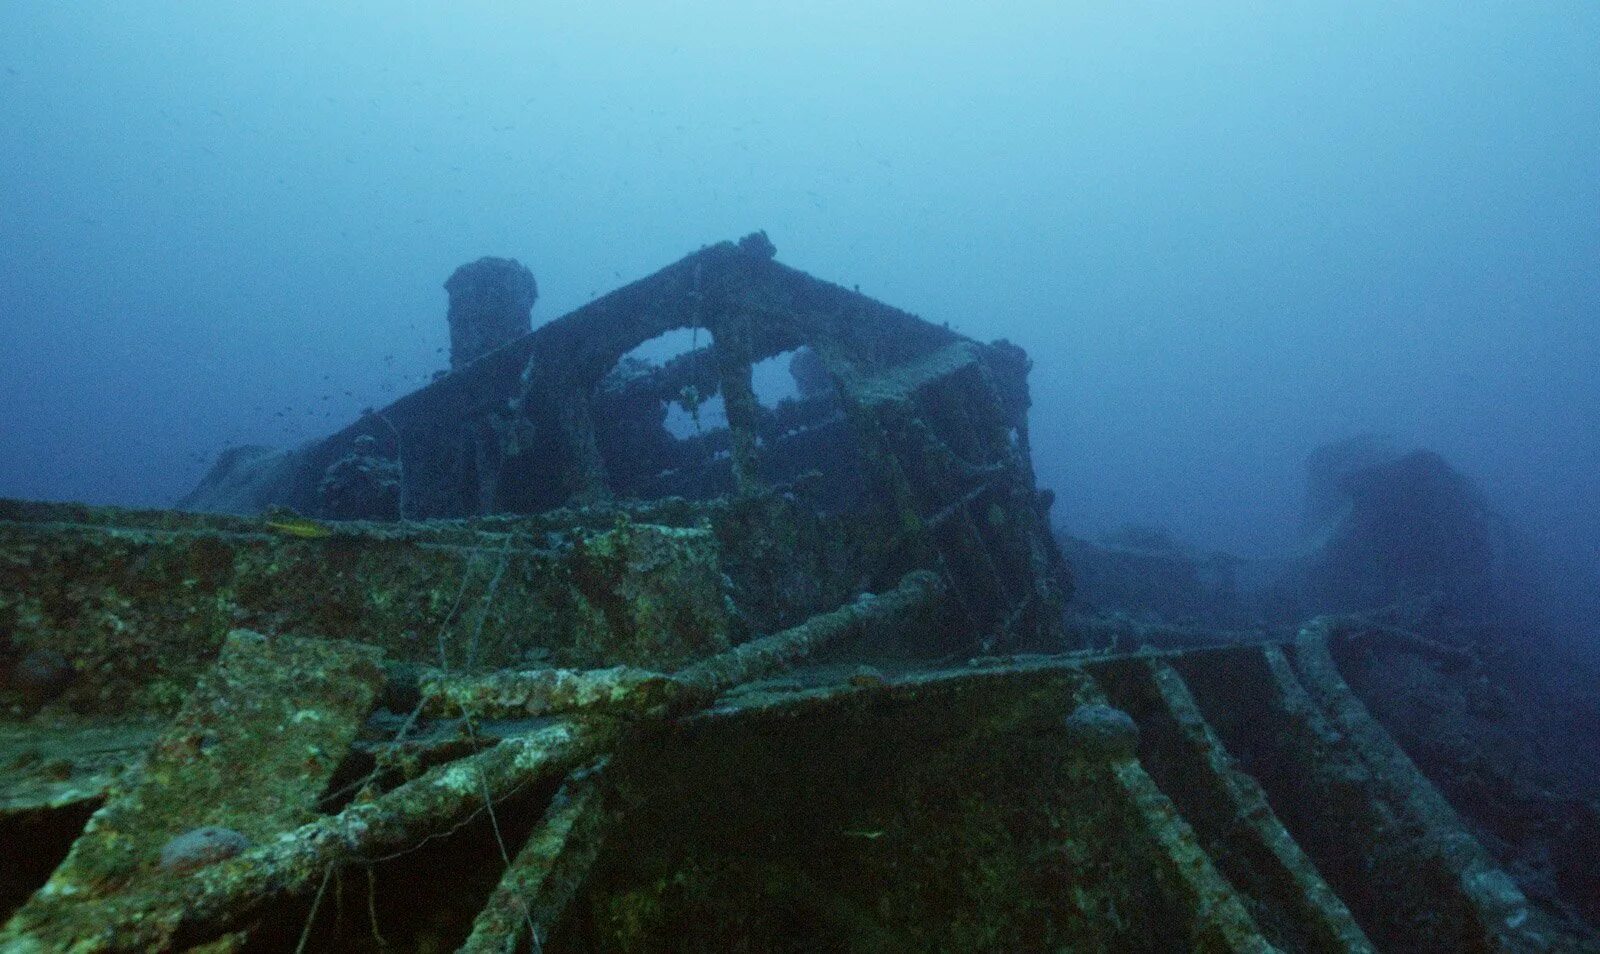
1, 239, 1589, 951
0, 721, 157, 816
0, 502, 734, 715
2, 618, 1593, 950
2, 632, 384, 949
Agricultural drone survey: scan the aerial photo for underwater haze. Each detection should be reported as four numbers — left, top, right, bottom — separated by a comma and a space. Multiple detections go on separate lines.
2, 1, 1598, 570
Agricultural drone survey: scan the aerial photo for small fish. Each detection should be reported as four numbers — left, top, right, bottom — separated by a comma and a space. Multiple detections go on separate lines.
266, 518, 333, 539
842, 829, 886, 840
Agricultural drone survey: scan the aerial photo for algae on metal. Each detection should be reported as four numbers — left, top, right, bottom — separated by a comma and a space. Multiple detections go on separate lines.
3, 631, 385, 952
0, 502, 734, 717
2, 235, 1590, 952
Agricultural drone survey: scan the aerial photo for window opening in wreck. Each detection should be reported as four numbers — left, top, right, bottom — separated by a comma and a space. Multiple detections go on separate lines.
753, 346, 841, 439
750, 347, 807, 409
746, 344, 863, 508
663, 391, 728, 439
604, 326, 730, 442
617, 326, 702, 367
593, 324, 733, 501
598, 326, 708, 391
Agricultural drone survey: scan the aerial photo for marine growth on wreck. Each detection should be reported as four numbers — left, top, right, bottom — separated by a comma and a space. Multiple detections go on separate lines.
2, 236, 1596, 953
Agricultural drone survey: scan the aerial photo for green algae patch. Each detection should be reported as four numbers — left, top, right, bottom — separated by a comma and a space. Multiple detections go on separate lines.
551, 666, 1272, 953
0, 503, 732, 717
560, 519, 731, 670
2, 631, 383, 949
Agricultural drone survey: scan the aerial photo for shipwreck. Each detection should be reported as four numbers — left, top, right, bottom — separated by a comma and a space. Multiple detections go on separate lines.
1, 234, 1593, 952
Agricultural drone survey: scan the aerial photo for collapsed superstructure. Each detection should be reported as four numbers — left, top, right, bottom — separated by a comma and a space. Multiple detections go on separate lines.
2, 236, 1594, 951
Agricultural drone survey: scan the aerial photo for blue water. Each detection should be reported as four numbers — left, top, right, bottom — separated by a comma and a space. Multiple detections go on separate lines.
1, 1, 1596, 579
